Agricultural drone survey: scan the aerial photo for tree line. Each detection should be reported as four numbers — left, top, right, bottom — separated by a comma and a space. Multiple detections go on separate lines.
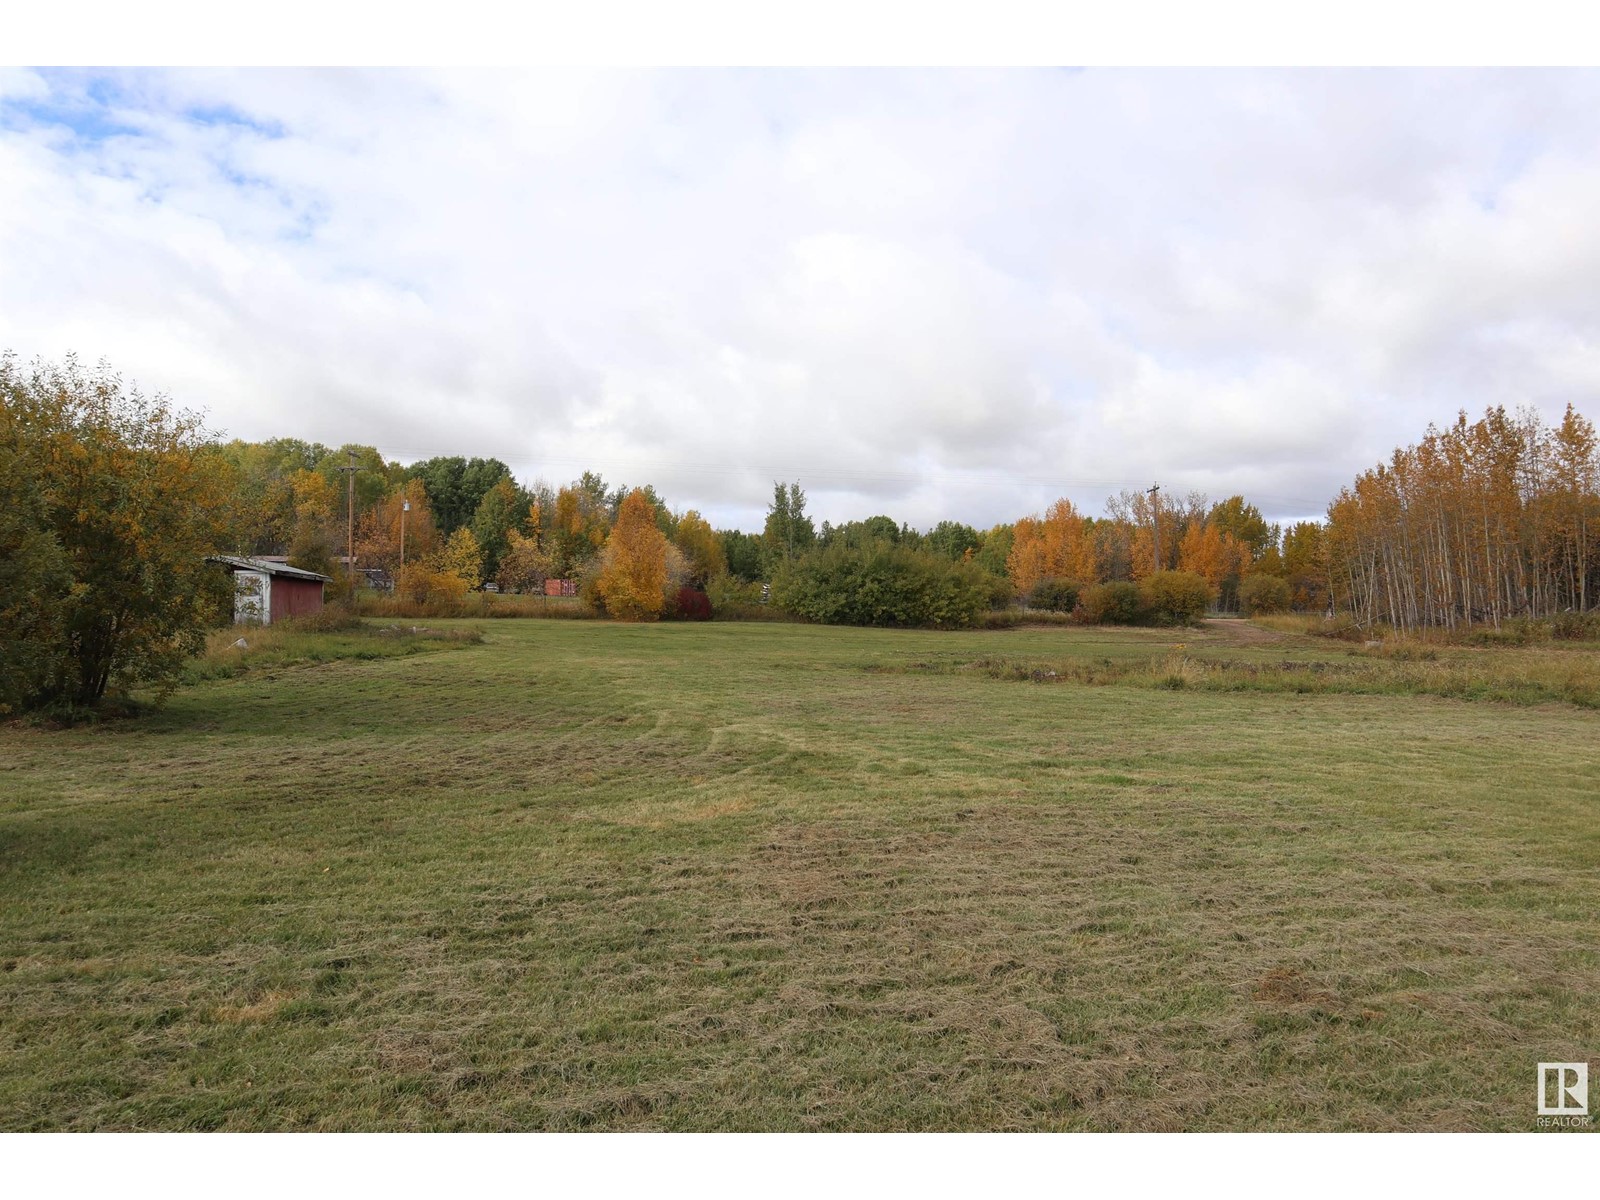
1325, 404, 1599, 631
3, 349, 1597, 711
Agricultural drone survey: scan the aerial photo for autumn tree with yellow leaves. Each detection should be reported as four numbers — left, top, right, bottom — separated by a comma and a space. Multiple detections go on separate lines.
596, 489, 671, 620
672, 509, 727, 587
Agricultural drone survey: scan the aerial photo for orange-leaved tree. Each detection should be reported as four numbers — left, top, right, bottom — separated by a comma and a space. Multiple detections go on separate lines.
1007, 499, 1096, 595
597, 488, 670, 620
1176, 520, 1249, 609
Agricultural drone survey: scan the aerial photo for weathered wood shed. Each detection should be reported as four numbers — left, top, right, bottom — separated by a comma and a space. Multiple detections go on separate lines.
210, 556, 331, 625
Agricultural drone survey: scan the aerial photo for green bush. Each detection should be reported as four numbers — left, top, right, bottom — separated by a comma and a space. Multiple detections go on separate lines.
1026, 577, 1080, 613
1239, 573, 1292, 616
1078, 581, 1147, 625
771, 540, 992, 629
1139, 571, 1214, 627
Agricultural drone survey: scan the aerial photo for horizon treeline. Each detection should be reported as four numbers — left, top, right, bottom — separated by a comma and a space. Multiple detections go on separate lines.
212, 438, 1334, 612
211, 400, 1600, 627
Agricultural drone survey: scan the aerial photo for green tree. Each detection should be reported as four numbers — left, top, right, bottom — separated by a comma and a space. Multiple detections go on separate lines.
1208, 495, 1273, 562
720, 529, 765, 582
925, 520, 982, 561
0, 353, 234, 709
407, 456, 513, 535
974, 523, 1014, 578
469, 476, 525, 583
315, 443, 391, 518
762, 480, 815, 569
0, 436, 71, 713
821, 515, 901, 550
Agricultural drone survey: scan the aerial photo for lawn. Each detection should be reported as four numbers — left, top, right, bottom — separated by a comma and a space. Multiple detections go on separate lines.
1, 618, 1597, 1130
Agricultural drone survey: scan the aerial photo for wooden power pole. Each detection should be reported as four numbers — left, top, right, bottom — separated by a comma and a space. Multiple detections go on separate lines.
1147, 483, 1161, 573
340, 449, 359, 599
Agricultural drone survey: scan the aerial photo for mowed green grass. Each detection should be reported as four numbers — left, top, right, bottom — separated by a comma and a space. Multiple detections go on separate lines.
2, 619, 1597, 1131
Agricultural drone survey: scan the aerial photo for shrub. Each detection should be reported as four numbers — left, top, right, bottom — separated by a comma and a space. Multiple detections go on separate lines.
982, 572, 1016, 610
1026, 577, 1080, 613
1239, 573, 1292, 616
670, 587, 713, 620
771, 540, 991, 628
396, 564, 470, 610
1078, 581, 1147, 625
1, 353, 235, 711
1139, 570, 1215, 627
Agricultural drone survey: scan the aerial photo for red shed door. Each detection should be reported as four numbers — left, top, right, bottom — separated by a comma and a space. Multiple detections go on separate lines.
272, 577, 325, 620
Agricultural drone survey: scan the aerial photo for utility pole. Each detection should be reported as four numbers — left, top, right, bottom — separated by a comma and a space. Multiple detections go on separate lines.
1147, 483, 1162, 574
400, 497, 409, 591
340, 449, 359, 600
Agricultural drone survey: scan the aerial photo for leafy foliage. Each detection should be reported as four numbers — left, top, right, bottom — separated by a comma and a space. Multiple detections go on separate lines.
0, 353, 234, 709
1207, 495, 1272, 561
355, 478, 438, 583
1239, 573, 1292, 616
720, 529, 765, 582
671, 587, 713, 620
1078, 581, 1147, 626
0, 438, 71, 713
672, 510, 726, 587
771, 540, 991, 629
407, 456, 513, 535
1008, 499, 1096, 596
437, 527, 485, 590
1139, 570, 1215, 627
596, 489, 671, 621
1026, 577, 1080, 614
495, 529, 556, 594
924, 520, 982, 561
762, 480, 815, 569
468, 477, 526, 583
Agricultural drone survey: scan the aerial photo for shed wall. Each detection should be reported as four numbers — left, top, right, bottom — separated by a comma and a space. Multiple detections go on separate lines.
271, 576, 325, 620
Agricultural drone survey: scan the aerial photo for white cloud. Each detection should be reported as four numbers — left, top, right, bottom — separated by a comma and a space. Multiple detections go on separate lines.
3, 68, 1599, 531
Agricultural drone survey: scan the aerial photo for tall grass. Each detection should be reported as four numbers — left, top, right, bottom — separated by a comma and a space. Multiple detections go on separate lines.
1252, 610, 1600, 646
882, 645, 1600, 708
351, 592, 596, 620
185, 617, 483, 682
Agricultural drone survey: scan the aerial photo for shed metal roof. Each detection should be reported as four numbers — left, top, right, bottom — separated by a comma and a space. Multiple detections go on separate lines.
209, 555, 333, 583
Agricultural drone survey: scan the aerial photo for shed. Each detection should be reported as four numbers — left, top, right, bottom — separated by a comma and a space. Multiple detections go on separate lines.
210, 556, 331, 625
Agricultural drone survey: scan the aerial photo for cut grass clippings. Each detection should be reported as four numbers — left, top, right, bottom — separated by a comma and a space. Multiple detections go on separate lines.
1, 618, 1597, 1131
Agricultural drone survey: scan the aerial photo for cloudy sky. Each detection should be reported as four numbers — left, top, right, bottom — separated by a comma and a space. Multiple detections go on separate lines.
3, 67, 1598, 531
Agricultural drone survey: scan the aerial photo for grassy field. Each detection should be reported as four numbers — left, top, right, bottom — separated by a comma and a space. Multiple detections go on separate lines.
2, 618, 1597, 1131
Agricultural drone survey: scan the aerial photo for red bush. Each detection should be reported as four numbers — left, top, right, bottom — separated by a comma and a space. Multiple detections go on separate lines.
673, 587, 713, 620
